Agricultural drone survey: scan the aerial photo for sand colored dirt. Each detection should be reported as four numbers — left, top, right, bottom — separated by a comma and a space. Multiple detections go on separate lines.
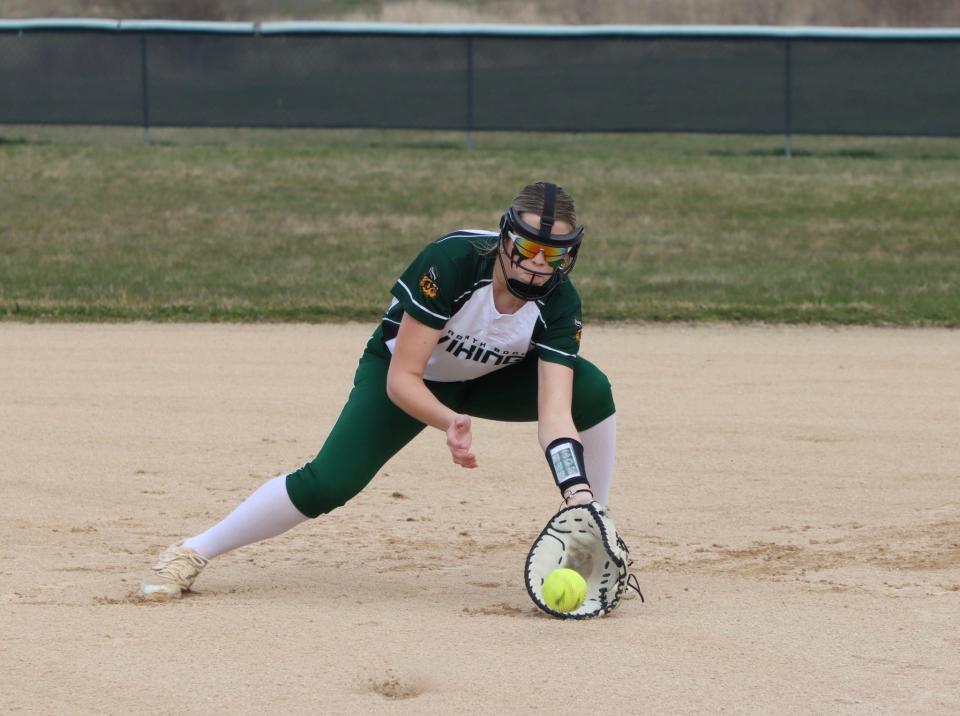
1, 323, 958, 714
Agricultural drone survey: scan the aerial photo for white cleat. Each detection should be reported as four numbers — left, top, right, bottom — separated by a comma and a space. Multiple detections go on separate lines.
139, 544, 209, 600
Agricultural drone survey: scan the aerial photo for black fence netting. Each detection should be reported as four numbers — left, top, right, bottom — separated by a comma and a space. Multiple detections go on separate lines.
145, 33, 470, 128
474, 38, 786, 133
1, 22, 958, 136
0, 31, 144, 125
792, 40, 960, 136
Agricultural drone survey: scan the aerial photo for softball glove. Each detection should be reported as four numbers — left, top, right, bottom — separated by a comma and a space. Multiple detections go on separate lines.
525, 501, 643, 619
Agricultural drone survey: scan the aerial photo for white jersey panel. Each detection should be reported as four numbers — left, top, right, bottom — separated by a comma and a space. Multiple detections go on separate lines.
384, 282, 540, 382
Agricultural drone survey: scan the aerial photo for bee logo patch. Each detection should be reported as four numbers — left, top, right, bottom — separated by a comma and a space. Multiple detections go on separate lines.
419, 267, 439, 299
574, 319, 583, 344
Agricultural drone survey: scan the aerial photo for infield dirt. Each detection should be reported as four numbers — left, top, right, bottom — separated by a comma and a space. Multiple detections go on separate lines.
1, 323, 958, 714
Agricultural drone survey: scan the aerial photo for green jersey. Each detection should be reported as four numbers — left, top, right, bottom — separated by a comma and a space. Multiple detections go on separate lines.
371, 231, 583, 382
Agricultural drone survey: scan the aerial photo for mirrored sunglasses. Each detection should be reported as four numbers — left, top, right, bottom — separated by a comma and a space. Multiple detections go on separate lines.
508, 231, 572, 268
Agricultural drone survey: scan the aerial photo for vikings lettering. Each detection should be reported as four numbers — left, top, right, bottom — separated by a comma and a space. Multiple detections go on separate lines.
437, 332, 524, 365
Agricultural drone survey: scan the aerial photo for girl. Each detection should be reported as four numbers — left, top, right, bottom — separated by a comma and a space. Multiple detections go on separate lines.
140, 182, 618, 599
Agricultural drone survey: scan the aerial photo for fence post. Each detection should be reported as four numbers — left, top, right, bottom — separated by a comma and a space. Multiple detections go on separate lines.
140, 33, 151, 145
465, 36, 474, 150
783, 39, 792, 158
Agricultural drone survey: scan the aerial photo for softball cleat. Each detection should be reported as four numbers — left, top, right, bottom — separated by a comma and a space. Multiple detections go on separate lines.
138, 544, 209, 600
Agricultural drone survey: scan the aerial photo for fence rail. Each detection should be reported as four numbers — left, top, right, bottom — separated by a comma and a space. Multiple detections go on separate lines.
2, 21, 959, 150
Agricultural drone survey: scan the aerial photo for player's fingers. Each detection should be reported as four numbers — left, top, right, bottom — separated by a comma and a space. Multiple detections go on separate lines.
451, 449, 477, 467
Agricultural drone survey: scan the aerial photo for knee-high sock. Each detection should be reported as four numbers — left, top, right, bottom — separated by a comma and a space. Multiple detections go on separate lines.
183, 474, 308, 559
580, 414, 616, 506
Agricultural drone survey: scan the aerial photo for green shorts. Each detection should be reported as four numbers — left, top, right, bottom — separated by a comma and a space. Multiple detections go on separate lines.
285, 345, 615, 518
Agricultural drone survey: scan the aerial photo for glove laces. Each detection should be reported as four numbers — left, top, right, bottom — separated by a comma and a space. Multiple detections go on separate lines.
626, 573, 645, 603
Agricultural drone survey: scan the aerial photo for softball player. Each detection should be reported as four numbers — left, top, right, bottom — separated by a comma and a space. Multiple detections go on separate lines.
140, 182, 619, 599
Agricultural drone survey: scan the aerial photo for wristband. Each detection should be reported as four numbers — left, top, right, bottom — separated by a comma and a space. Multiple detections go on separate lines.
545, 438, 590, 495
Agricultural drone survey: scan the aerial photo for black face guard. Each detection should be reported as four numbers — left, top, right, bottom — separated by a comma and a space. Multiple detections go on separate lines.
497, 184, 584, 301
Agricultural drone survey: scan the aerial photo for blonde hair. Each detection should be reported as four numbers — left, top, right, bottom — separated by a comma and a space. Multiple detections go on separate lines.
510, 182, 577, 228
474, 182, 579, 257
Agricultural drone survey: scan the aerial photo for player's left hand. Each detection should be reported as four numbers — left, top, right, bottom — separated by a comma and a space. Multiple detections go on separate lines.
446, 414, 477, 468
525, 502, 643, 619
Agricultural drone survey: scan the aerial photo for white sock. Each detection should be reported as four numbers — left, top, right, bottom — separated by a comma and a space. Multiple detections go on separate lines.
183, 474, 308, 559
580, 414, 616, 506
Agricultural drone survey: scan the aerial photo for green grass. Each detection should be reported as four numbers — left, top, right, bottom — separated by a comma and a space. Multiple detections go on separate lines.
1, 126, 958, 325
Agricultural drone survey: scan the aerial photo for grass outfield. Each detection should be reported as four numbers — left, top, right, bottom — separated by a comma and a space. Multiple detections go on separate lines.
1, 126, 958, 324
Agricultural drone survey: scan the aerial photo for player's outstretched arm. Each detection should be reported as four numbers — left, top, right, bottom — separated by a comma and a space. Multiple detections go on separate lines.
537, 359, 577, 446
537, 359, 591, 505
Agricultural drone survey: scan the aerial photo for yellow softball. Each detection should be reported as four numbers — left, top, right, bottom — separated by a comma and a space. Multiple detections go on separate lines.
541, 568, 587, 613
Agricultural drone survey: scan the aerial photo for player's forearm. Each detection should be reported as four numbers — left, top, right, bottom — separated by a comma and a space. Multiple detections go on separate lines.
539, 409, 591, 503
537, 359, 578, 449
537, 413, 579, 450
386, 370, 457, 431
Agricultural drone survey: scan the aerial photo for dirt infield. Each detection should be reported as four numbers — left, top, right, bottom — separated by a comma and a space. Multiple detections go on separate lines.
2, 323, 958, 714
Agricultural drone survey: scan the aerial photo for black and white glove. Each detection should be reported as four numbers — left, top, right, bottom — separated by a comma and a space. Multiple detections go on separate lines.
525, 501, 643, 619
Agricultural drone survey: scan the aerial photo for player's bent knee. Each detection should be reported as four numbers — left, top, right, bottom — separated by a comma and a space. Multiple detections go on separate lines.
285, 463, 367, 519
571, 360, 615, 432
